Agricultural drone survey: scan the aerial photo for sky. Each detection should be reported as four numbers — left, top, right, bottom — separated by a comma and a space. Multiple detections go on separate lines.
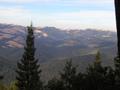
0, 0, 116, 31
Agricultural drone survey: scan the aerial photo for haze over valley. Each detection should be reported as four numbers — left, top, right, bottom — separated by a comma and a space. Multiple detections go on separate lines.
0, 23, 117, 83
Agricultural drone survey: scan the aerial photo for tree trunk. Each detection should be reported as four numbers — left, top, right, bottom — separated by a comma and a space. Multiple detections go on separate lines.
115, 0, 120, 57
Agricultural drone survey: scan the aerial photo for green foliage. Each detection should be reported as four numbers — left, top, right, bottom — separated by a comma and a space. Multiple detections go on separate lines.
114, 56, 120, 89
45, 78, 64, 90
42, 51, 120, 90
59, 60, 85, 90
115, 56, 120, 80
104, 67, 116, 90
0, 83, 7, 90
71, 72, 85, 90
16, 24, 42, 90
83, 51, 115, 90
8, 81, 18, 90
45, 60, 85, 90
85, 51, 106, 90
1, 48, 120, 90
60, 60, 78, 90
94, 51, 101, 66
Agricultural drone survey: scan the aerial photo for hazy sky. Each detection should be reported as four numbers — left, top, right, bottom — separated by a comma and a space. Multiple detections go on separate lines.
0, 0, 116, 31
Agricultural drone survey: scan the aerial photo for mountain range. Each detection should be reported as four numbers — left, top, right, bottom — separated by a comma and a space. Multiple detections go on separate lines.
0, 23, 117, 84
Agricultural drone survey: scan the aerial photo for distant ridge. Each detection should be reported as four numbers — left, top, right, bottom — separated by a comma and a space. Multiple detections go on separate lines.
0, 23, 117, 84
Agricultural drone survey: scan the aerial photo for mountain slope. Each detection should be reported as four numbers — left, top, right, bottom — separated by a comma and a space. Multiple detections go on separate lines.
0, 23, 117, 84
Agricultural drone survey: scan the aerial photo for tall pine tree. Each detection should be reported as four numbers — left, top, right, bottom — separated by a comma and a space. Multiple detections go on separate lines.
16, 24, 42, 90
85, 51, 108, 90
46, 78, 65, 90
60, 60, 79, 90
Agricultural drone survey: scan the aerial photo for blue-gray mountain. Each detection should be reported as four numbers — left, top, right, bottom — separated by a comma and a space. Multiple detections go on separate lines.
0, 23, 117, 84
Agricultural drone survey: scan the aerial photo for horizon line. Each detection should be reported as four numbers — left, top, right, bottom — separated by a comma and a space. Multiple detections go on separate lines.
0, 22, 117, 32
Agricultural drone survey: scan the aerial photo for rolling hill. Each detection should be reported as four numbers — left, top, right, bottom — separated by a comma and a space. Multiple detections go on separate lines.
0, 23, 117, 84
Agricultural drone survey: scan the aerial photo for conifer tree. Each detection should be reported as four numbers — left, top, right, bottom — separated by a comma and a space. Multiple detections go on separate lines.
46, 78, 64, 90
85, 51, 108, 90
16, 24, 42, 90
72, 72, 85, 90
60, 60, 79, 90
105, 66, 115, 90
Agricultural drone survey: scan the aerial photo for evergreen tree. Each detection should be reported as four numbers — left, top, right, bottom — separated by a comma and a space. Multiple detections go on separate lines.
60, 60, 81, 90
45, 78, 64, 90
72, 72, 85, 90
16, 24, 42, 90
104, 66, 115, 90
85, 51, 108, 90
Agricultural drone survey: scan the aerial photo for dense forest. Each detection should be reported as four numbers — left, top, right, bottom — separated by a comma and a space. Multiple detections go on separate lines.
0, 0, 120, 90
